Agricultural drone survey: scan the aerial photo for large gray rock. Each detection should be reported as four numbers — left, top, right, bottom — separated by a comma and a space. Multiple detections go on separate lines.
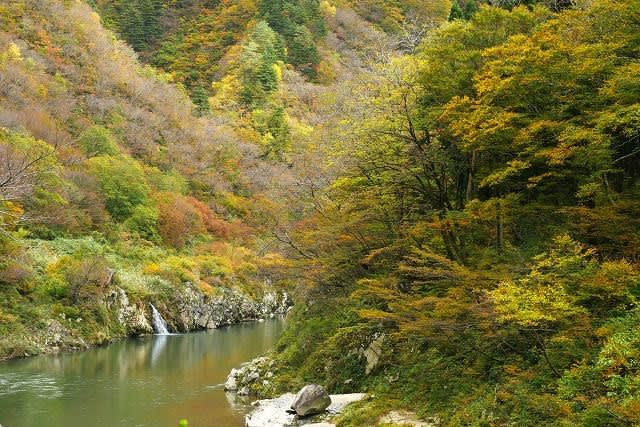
291, 385, 332, 417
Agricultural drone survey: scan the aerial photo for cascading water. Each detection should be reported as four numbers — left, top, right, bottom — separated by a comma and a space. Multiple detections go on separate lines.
150, 304, 170, 335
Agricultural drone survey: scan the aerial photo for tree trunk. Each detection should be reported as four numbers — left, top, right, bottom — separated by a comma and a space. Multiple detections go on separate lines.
466, 151, 476, 203
496, 199, 504, 253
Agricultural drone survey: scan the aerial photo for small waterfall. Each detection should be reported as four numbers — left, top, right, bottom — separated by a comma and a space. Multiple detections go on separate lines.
150, 304, 170, 335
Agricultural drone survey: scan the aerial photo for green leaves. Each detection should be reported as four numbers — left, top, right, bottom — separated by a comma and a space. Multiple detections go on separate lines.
86, 155, 151, 221
257, 0, 324, 77
239, 21, 283, 106
78, 126, 120, 157
287, 25, 320, 78
100, 0, 164, 52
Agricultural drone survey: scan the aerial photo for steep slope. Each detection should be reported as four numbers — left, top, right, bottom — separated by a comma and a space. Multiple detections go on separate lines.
0, 0, 290, 360
255, 1, 640, 426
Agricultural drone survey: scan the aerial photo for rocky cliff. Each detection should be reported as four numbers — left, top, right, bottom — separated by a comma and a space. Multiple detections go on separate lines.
6, 284, 290, 360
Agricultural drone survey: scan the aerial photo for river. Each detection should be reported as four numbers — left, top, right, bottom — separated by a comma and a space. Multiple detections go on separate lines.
0, 319, 285, 427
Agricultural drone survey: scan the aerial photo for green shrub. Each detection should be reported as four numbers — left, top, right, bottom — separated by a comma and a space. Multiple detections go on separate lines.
78, 126, 120, 157
125, 204, 159, 241
86, 155, 151, 221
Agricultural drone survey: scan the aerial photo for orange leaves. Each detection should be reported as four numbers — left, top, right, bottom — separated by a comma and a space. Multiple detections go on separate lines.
155, 193, 204, 248
153, 191, 253, 248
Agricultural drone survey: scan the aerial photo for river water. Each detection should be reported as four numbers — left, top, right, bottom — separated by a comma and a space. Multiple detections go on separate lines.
0, 319, 284, 427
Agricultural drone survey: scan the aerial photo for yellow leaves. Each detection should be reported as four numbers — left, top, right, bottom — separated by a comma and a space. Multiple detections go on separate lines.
198, 281, 215, 296
0, 201, 24, 229
6, 42, 21, 61
0, 309, 17, 324
288, 116, 314, 139
600, 62, 640, 103
319, 1, 337, 18
503, 364, 521, 375
36, 84, 48, 99
0, 42, 22, 65
491, 278, 582, 327
480, 160, 531, 189
329, 176, 368, 193
441, 96, 519, 153
584, 260, 638, 301
210, 74, 241, 111
358, 309, 399, 322
353, 278, 400, 303
488, 234, 633, 328
142, 263, 161, 275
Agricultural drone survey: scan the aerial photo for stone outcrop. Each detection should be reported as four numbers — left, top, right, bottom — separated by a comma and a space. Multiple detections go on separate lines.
363, 333, 385, 375
174, 284, 291, 331
291, 385, 332, 417
225, 356, 274, 395
106, 284, 290, 336
107, 287, 153, 334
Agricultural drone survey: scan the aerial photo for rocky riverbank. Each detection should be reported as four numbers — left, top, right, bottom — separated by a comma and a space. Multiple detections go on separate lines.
225, 356, 439, 427
1, 284, 290, 361
108, 283, 291, 334
225, 358, 368, 426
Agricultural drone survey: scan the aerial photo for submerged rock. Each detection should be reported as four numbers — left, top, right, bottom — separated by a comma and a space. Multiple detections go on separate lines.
291, 385, 332, 417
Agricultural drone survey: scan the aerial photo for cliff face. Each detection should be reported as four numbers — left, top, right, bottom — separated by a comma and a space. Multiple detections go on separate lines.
5, 285, 290, 361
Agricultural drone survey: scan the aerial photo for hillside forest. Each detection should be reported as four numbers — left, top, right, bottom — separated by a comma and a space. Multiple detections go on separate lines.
1, 0, 640, 425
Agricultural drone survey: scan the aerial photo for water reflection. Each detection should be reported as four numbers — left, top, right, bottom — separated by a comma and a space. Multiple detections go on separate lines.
151, 335, 168, 366
0, 319, 284, 427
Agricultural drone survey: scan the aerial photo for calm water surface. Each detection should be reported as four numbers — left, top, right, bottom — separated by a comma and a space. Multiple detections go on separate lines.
0, 319, 284, 427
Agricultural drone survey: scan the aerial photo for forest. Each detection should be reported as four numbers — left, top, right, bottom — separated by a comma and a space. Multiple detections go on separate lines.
1, 0, 639, 426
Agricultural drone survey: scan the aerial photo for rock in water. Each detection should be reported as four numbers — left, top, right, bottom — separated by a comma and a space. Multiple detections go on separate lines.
225, 368, 239, 391
291, 385, 332, 417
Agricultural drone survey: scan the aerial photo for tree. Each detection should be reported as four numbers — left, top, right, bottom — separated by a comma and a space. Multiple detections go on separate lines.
0, 129, 58, 232
239, 21, 283, 106
257, 0, 325, 77
100, 0, 164, 52
86, 155, 151, 221
190, 86, 211, 116
78, 125, 120, 157
255, 106, 291, 161
287, 25, 320, 78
